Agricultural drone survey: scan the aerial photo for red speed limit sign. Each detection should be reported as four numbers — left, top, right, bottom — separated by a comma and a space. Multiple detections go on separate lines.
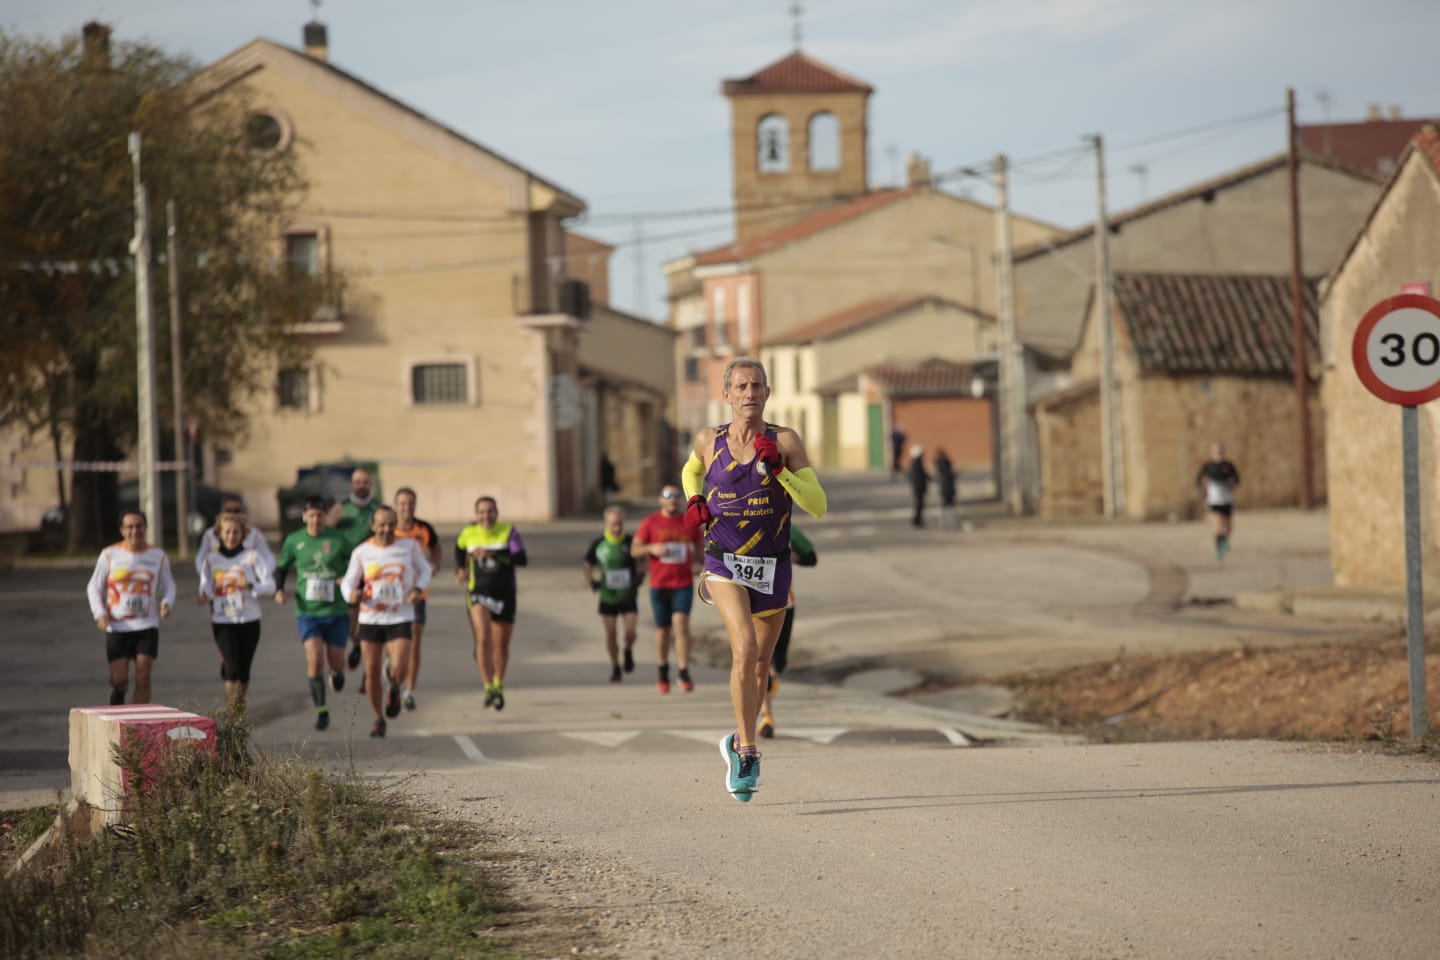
1353, 294, 1440, 406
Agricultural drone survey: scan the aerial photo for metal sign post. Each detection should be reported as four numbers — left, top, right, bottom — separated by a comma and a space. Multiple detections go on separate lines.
1352, 292, 1440, 739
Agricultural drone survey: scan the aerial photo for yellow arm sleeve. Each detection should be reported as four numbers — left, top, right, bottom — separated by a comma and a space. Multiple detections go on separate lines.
681, 450, 706, 499
777, 466, 827, 519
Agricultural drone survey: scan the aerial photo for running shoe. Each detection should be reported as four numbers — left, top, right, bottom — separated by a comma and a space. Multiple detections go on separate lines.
370, 718, 386, 738
315, 709, 330, 731
678, 669, 695, 692
385, 683, 401, 718
403, 691, 416, 711
330, 670, 345, 693
483, 685, 496, 707
623, 647, 635, 673
492, 687, 505, 711
347, 644, 362, 670
610, 665, 623, 684
657, 679, 671, 695
717, 731, 754, 800
758, 715, 775, 739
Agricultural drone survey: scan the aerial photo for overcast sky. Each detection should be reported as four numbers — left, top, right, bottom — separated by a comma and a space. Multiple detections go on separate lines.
7, 0, 1436, 319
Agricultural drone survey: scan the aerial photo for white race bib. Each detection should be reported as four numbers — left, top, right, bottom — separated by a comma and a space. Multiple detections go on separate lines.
475, 594, 504, 615
660, 542, 689, 564
372, 579, 405, 607
304, 576, 335, 603
604, 568, 632, 590
722, 553, 776, 595
220, 590, 246, 619
122, 593, 149, 617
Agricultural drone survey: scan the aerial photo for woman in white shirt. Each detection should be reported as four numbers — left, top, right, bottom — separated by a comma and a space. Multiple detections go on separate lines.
198, 513, 276, 704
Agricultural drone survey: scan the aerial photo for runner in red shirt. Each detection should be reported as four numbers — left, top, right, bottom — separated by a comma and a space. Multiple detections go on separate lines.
631, 484, 703, 693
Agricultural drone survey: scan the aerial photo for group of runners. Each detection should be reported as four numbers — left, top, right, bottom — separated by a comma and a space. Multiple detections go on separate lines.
86, 355, 831, 802
86, 467, 526, 740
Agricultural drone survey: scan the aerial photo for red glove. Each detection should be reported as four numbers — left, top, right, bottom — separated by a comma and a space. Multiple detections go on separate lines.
753, 434, 782, 475
684, 495, 712, 531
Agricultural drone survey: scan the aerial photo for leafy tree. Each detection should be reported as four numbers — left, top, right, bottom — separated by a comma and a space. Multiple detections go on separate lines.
0, 24, 333, 547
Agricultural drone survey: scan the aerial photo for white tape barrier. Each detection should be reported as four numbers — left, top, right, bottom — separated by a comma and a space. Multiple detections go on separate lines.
6, 461, 191, 472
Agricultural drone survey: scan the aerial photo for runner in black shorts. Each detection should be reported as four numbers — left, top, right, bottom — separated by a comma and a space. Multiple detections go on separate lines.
87, 510, 175, 705
393, 487, 441, 711
455, 496, 527, 710
197, 512, 276, 705
583, 505, 643, 683
1196, 441, 1240, 562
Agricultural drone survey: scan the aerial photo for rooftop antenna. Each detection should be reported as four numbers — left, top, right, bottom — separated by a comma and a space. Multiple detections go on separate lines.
1315, 88, 1333, 156
789, 1, 804, 49
309, 0, 321, 18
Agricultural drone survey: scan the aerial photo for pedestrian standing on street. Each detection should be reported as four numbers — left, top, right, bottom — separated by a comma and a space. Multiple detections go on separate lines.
274, 496, 354, 730
890, 423, 907, 481
455, 496, 528, 711
632, 484, 704, 694
683, 356, 828, 801
908, 443, 930, 529
393, 487, 440, 711
197, 512, 275, 705
340, 505, 431, 738
86, 510, 175, 705
329, 467, 380, 672
934, 448, 958, 529
759, 525, 817, 739
1196, 441, 1241, 561
195, 495, 275, 580
583, 505, 643, 683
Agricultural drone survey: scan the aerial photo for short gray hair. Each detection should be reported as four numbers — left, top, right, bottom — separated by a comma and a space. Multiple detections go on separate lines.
603, 504, 626, 519
723, 356, 769, 392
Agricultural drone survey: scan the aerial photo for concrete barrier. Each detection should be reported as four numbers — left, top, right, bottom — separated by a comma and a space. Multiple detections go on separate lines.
68, 705, 218, 827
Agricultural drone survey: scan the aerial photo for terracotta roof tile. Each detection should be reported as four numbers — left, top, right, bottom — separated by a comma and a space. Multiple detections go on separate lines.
722, 52, 873, 95
693, 188, 915, 267
768, 295, 977, 345
1112, 272, 1319, 376
861, 358, 989, 397
1299, 118, 1440, 179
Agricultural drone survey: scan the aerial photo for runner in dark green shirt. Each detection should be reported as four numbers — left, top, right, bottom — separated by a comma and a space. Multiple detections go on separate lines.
275, 496, 355, 730
583, 505, 643, 684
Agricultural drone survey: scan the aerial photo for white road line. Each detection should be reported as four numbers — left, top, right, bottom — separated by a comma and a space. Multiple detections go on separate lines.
560, 731, 641, 748
938, 727, 974, 746
451, 734, 545, 769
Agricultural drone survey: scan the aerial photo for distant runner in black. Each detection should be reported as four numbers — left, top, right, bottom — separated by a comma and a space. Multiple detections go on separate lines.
1196, 442, 1240, 562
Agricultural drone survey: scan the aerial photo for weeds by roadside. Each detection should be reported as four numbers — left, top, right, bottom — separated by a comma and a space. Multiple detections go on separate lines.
0, 705, 510, 960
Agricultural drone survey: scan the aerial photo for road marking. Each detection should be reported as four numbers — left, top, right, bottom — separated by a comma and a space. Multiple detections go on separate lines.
779, 727, 848, 744
560, 731, 641, 748
938, 727, 975, 746
451, 734, 544, 769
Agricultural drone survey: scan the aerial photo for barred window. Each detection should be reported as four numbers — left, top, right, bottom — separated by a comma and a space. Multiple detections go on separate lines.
410, 362, 469, 405
277, 368, 310, 410
684, 357, 700, 382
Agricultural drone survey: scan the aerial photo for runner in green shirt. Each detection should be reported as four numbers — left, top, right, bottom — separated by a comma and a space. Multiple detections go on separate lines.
326, 467, 380, 670
583, 505, 644, 684
275, 496, 355, 730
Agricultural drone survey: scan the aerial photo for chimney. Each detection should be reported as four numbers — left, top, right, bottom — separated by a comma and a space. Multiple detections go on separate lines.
303, 19, 328, 61
1366, 103, 1383, 121
905, 151, 933, 188
82, 21, 111, 68
1389, 104, 1403, 120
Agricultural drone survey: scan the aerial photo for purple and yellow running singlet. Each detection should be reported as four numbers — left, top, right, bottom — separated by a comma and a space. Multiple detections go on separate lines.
701, 424, 793, 616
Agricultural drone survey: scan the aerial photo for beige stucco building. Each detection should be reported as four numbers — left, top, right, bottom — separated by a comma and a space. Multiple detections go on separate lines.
183, 24, 670, 527
1322, 126, 1440, 590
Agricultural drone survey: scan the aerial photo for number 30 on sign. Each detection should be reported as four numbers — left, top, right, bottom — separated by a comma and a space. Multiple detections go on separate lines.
1353, 294, 1440, 406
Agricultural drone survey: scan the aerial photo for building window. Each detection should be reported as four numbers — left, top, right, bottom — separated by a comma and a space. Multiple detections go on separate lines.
712, 286, 729, 347
737, 279, 752, 351
409, 360, 473, 406
246, 111, 290, 152
689, 326, 707, 351
285, 231, 320, 279
277, 367, 311, 410
808, 112, 840, 171
757, 114, 789, 173
684, 357, 700, 382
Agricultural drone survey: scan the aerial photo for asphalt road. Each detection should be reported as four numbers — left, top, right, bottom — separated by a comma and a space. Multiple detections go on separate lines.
2, 473, 1435, 958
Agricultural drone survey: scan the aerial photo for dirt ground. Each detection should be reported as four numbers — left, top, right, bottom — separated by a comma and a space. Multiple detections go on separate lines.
993, 632, 1440, 746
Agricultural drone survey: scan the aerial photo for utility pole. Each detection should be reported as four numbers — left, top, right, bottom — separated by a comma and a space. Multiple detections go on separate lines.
1287, 87, 1315, 510
129, 132, 163, 547
1092, 134, 1122, 518
993, 154, 1023, 514
632, 217, 648, 317
166, 199, 189, 558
